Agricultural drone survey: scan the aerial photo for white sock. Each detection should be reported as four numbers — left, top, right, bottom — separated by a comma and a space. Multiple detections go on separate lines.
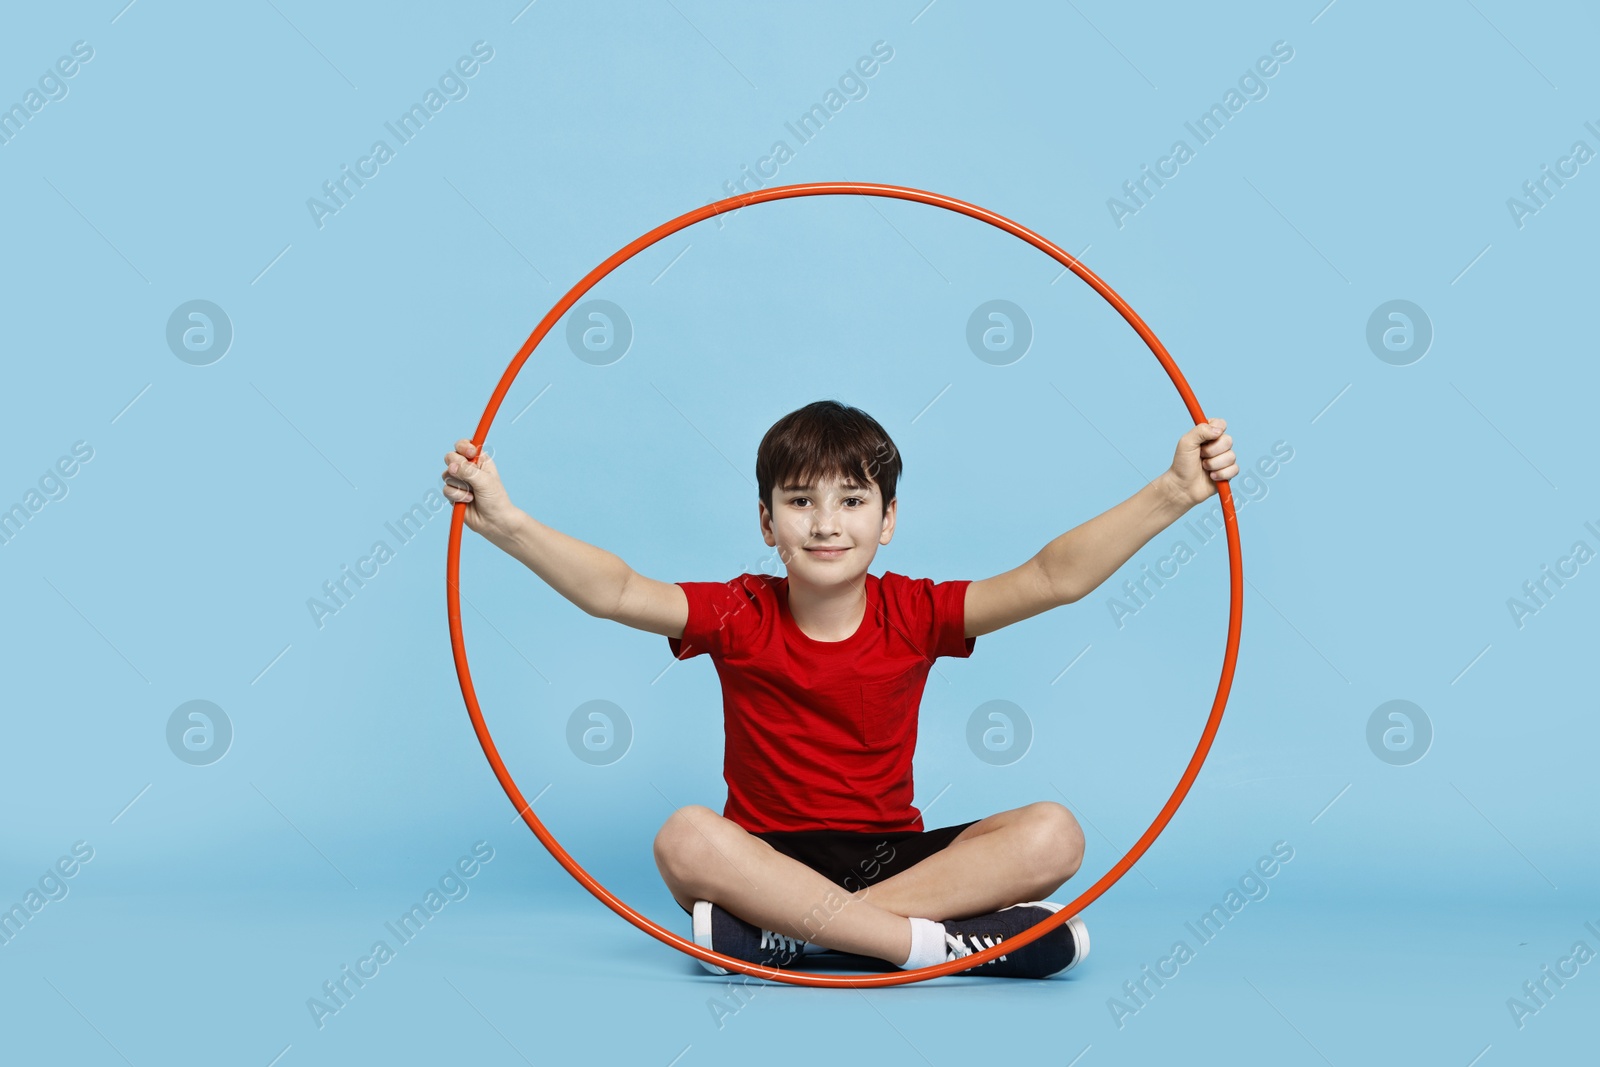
898, 917, 947, 969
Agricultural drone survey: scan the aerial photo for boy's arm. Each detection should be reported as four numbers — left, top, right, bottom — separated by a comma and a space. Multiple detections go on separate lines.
483, 511, 687, 637
964, 419, 1237, 638
443, 440, 688, 637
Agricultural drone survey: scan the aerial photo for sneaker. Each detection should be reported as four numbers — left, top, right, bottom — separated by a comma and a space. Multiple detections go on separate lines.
939, 901, 1090, 979
691, 900, 811, 975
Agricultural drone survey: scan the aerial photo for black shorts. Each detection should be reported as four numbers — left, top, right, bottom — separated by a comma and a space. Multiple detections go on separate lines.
676, 820, 981, 914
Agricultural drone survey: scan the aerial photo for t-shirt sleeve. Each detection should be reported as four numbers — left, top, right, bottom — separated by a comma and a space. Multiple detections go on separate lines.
930, 577, 977, 660
667, 575, 765, 660
883, 571, 976, 660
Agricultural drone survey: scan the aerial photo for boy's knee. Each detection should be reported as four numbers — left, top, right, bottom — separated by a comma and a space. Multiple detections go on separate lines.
652, 804, 730, 882
1024, 801, 1085, 881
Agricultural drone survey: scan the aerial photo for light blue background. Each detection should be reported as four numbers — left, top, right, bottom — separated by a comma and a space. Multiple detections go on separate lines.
2, 1, 1595, 1064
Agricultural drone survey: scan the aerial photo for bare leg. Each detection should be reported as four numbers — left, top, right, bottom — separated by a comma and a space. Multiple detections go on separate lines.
653, 800, 1085, 963
654, 805, 916, 961
847, 800, 1085, 923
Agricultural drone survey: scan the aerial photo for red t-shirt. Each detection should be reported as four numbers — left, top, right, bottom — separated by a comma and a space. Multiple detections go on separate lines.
667, 570, 976, 833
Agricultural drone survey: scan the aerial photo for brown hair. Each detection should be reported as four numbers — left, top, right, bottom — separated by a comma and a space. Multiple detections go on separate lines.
756, 400, 901, 518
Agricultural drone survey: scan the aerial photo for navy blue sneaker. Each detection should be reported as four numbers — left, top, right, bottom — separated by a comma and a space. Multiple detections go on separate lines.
940, 901, 1089, 979
692, 900, 812, 975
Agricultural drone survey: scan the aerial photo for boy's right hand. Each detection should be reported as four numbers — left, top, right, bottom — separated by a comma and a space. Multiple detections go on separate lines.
442, 439, 518, 538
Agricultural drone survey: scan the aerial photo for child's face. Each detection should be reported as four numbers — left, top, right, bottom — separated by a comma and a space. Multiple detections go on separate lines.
759, 470, 895, 582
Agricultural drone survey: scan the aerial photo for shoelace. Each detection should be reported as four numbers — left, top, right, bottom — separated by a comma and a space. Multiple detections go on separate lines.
945, 931, 1008, 965
759, 928, 806, 957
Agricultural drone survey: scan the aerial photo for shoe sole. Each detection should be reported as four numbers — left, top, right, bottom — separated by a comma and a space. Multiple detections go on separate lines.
691, 900, 732, 976
1000, 900, 1090, 974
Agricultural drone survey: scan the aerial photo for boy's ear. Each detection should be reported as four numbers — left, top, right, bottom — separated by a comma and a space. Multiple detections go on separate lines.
757, 498, 776, 544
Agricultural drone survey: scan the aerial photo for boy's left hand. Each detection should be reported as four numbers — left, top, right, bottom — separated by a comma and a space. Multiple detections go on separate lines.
1164, 417, 1238, 506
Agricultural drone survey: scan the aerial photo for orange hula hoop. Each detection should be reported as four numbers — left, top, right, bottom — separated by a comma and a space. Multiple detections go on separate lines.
446, 181, 1243, 987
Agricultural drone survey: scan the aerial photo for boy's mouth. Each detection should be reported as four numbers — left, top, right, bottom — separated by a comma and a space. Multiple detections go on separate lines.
804, 546, 850, 558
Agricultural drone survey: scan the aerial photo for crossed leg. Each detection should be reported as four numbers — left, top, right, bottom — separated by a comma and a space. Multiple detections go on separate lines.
653, 801, 1085, 965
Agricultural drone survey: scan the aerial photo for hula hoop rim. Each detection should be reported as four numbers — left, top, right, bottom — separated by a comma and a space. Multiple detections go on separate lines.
446, 180, 1243, 987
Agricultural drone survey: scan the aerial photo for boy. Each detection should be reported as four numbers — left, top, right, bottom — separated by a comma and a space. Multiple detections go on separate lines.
442, 400, 1237, 979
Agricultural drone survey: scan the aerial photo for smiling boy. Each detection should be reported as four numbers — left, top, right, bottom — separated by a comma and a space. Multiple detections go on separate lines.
442, 400, 1238, 979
